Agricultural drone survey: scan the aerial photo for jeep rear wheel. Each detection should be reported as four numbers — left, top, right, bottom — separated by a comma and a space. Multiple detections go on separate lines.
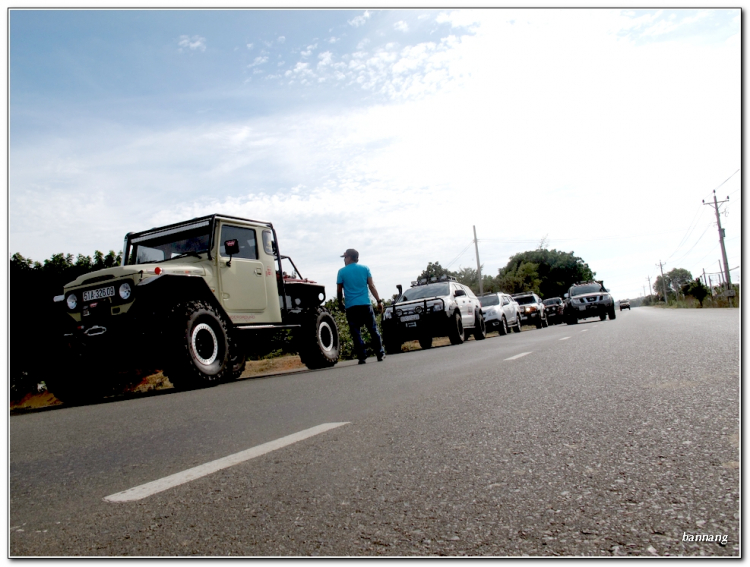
167, 300, 231, 389
297, 308, 340, 369
448, 311, 465, 345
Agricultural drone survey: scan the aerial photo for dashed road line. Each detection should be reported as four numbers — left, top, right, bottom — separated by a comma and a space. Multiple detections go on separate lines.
559, 337, 571, 341
104, 422, 350, 503
505, 352, 532, 361
580, 329, 588, 332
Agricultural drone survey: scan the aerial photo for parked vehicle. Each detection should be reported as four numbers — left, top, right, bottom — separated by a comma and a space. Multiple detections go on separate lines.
49, 214, 340, 403
542, 297, 564, 324
511, 292, 548, 328
479, 292, 522, 335
563, 280, 616, 324
382, 275, 486, 353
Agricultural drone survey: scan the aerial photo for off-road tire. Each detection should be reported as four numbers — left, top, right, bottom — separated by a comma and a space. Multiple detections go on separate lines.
419, 335, 433, 350
448, 311, 465, 345
498, 316, 508, 336
166, 300, 231, 390
536, 313, 543, 329
600, 313, 607, 321
46, 340, 120, 405
384, 332, 402, 355
512, 315, 522, 333
228, 335, 247, 380
473, 313, 486, 340
609, 305, 617, 320
297, 308, 340, 369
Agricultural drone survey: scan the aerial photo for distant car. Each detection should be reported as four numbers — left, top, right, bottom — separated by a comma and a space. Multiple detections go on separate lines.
542, 297, 564, 324
620, 299, 631, 311
479, 292, 522, 335
511, 292, 548, 328
563, 280, 616, 324
381, 275, 486, 353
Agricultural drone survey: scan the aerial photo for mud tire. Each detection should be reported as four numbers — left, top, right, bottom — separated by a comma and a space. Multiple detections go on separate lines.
473, 313, 486, 341
166, 300, 231, 390
498, 316, 508, 336
297, 308, 340, 370
419, 335, 433, 350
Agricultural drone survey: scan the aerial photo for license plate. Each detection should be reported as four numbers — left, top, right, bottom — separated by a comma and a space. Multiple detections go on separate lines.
401, 314, 420, 322
406, 322, 417, 327
83, 286, 115, 302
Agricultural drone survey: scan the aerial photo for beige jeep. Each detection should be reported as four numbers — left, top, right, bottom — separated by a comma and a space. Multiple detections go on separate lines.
49, 214, 339, 403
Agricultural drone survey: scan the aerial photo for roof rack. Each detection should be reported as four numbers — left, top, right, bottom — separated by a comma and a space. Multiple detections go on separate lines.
410, 274, 457, 287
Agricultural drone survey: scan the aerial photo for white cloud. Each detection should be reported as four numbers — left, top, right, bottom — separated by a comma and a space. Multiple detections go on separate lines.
278, 36, 286, 43
348, 10, 371, 27
248, 56, 268, 68
177, 35, 206, 52
394, 21, 409, 32
246, 43, 253, 50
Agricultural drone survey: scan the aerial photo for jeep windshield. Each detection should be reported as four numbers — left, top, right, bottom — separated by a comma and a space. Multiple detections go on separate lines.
401, 283, 450, 301
128, 220, 211, 265
514, 295, 536, 305
543, 298, 561, 305
479, 295, 500, 307
570, 284, 603, 296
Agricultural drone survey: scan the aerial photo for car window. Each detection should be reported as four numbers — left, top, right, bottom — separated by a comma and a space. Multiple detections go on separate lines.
570, 284, 604, 296
402, 283, 450, 301
502, 296, 510, 305
479, 295, 499, 307
514, 295, 535, 305
220, 225, 258, 260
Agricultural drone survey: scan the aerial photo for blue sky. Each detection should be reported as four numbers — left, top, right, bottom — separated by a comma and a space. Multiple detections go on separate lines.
9, 8, 741, 300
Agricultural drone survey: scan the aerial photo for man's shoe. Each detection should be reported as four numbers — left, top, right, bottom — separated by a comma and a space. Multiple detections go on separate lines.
358, 359, 366, 365
377, 353, 385, 362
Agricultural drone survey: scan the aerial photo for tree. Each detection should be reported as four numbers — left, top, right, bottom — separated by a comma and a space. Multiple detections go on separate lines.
682, 278, 709, 307
496, 261, 542, 295
496, 249, 595, 298
416, 261, 455, 282
666, 268, 693, 295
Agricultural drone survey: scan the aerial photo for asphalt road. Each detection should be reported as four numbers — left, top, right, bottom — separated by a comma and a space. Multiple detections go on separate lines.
10, 307, 740, 556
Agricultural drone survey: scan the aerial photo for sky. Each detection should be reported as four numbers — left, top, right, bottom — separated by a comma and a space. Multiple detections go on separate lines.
8, 8, 742, 301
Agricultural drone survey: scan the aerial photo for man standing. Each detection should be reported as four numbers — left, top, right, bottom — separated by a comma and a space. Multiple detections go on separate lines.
337, 249, 385, 364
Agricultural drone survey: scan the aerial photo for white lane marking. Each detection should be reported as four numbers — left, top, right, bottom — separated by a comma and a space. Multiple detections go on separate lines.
505, 352, 531, 361
580, 329, 588, 332
559, 337, 571, 341
104, 422, 349, 503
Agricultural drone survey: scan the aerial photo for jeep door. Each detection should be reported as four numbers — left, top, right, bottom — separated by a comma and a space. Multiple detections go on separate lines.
218, 224, 268, 312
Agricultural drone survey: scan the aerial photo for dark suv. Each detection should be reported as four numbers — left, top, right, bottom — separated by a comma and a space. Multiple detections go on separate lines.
511, 292, 548, 329
542, 297, 564, 324
563, 280, 616, 324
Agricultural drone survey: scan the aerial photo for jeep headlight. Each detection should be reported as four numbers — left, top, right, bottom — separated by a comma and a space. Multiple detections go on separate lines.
383, 309, 392, 320
119, 281, 132, 300
66, 293, 78, 310
431, 302, 443, 312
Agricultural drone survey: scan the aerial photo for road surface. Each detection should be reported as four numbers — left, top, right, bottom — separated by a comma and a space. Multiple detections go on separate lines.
10, 307, 740, 556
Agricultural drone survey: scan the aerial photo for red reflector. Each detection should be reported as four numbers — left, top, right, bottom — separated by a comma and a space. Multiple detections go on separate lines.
155, 267, 162, 275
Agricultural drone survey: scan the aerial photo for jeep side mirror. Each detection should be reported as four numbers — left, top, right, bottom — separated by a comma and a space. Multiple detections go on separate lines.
455, 289, 466, 297
224, 239, 240, 267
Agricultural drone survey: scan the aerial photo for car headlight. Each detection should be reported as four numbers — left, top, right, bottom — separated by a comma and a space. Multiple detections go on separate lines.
66, 293, 78, 310
396, 309, 403, 317
119, 282, 132, 300
383, 309, 392, 320
432, 303, 443, 312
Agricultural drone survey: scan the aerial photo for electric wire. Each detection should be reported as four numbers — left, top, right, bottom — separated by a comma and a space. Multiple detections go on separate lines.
671, 222, 712, 267
444, 241, 474, 270
665, 205, 706, 261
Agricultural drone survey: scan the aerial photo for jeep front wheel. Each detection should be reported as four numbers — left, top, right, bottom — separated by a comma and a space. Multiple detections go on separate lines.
297, 308, 340, 369
167, 300, 231, 389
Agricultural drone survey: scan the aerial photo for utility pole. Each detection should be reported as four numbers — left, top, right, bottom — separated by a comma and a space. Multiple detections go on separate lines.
703, 190, 732, 290
657, 261, 669, 304
473, 225, 483, 296
708, 275, 714, 297
647, 275, 652, 299
702, 268, 708, 287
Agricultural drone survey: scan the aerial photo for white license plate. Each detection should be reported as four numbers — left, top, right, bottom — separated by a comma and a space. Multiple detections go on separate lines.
83, 286, 115, 302
400, 314, 420, 322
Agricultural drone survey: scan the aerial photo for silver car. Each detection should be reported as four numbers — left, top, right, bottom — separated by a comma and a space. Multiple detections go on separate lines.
479, 292, 522, 335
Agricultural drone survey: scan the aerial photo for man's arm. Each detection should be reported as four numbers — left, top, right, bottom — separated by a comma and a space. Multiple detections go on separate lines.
367, 277, 383, 313
337, 283, 345, 310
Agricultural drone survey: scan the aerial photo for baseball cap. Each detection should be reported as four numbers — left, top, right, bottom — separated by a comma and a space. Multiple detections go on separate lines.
341, 248, 359, 260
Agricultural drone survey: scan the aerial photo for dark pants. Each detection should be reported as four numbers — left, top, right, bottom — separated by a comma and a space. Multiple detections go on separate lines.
345, 305, 384, 361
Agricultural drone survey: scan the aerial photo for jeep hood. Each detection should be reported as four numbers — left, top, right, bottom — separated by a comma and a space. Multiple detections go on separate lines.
64, 261, 208, 289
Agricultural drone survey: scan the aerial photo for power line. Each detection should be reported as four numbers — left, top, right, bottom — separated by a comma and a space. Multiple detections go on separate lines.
666, 205, 705, 261
444, 241, 474, 270
671, 222, 712, 267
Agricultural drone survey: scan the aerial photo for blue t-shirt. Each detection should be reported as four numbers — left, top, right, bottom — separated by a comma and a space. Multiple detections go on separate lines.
337, 263, 372, 308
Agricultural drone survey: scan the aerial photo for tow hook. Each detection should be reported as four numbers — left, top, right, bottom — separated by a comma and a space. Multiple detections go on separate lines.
84, 326, 107, 337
